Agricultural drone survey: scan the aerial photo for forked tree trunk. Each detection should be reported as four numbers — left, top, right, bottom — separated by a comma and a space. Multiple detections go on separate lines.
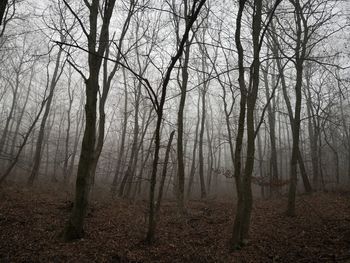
270, 29, 312, 194
63, 0, 117, 241
176, 0, 192, 212
231, 0, 281, 249
146, 0, 206, 243
287, 0, 309, 216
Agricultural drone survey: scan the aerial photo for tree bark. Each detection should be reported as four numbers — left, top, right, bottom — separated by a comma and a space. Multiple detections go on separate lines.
187, 93, 201, 198
63, 0, 117, 241
111, 68, 129, 196
155, 131, 175, 220
0, 0, 8, 26
146, 0, 206, 243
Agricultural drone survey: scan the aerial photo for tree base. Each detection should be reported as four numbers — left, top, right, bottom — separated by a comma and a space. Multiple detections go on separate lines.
62, 221, 84, 242
285, 209, 296, 217
229, 238, 249, 251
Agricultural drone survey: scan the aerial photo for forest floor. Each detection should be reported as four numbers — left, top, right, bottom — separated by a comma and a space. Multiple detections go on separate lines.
0, 185, 350, 263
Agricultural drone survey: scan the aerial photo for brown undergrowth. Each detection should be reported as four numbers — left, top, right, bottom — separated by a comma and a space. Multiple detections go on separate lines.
0, 185, 349, 262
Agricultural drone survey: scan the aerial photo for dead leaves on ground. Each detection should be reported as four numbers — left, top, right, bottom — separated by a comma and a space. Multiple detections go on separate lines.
0, 187, 349, 262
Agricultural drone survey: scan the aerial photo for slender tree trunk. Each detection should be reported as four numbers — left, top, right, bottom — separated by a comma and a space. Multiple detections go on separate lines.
28, 48, 63, 186
255, 117, 265, 198
286, 0, 313, 215
146, 0, 206, 243
53, 114, 65, 183
0, 64, 21, 156
67, 105, 84, 185
304, 66, 319, 190
175, 0, 192, 212
9, 66, 34, 158
231, 0, 277, 249
155, 131, 175, 220
111, 68, 129, 195
205, 109, 214, 195
197, 35, 209, 199
63, 72, 74, 183
198, 85, 207, 199
187, 93, 200, 197
119, 86, 140, 198
0, 96, 48, 184
44, 110, 56, 179
263, 63, 279, 196
135, 132, 155, 198
231, 1, 247, 248
176, 44, 190, 212
271, 33, 312, 194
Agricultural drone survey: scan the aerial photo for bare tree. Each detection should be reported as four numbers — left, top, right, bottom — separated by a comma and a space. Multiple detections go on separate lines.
230, 0, 281, 249
146, 0, 207, 244
27, 46, 65, 186
62, 0, 117, 241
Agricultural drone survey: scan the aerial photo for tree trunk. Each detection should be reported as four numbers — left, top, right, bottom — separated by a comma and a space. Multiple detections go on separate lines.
270, 29, 312, 194
119, 84, 140, 198
111, 68, 129, 196
0, 62, 21, 156
0, 0, 8, 26
187, 93, 201, 197
9, 65, 34, 158
28, 48, 63, 186
63, 0, 117, 241
63, 71, 74, 183
155, 131, 175, 220
0, 96, 47, 184
145, 0, 206, 243
263, 63, 279, 196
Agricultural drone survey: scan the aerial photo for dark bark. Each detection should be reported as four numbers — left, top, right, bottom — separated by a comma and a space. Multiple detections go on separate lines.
205, 110, 214, 195
269, 26, 312, 194
52, 114, 65, 183
187, 93, 201, 197
63, 0, 117, 241
176, 33, 190, 212
231, 1, 248, 248
198, 80, 207, 199
304, 65, 320, 190
63, 73, 74, 184
146, 0, 206, 244
0, 0, 8, 26
155, 131, 175, 220
67, 106, 84, 184
231, 0, 281, 249
287, 0, 309, 217
111, 69, 129, 196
